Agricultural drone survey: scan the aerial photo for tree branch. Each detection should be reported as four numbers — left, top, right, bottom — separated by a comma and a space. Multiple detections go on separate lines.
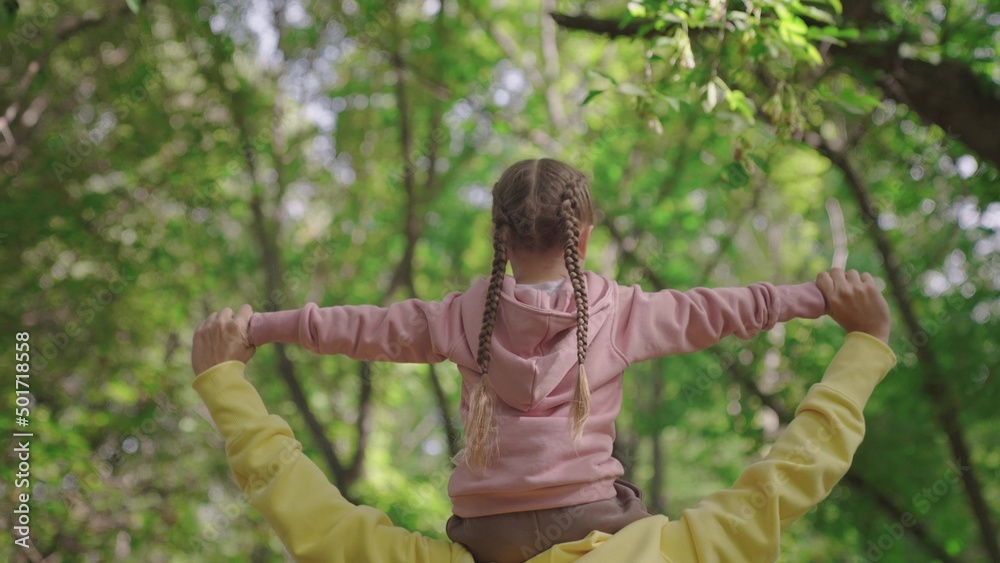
603, 216, 667, 289
1, 6, 130, 157
344, 361, 374, 483
385, 22, 419, 299
422, 1, 447, 200
55, 7, 131, 41
834, 0, 1000, 169
249, 197, 349, 491
428, 364, 460, 459
725, 360, 790, 424
540, 0, 567, 129
458, 0, 547, 91
842, 473, 959, 563
198, 21, 358, 495
550, 9, 1000, 170
700, 179, 765, 281
550, 12, 664, 39
837, 43, 1000, 170
386, 4, 462, 464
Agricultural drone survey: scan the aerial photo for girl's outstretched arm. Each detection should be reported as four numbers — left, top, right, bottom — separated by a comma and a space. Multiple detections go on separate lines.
247, 292, 465, 364
613, 281, 826, 364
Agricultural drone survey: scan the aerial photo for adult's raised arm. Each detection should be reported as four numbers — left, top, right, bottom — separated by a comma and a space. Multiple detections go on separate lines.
657, 269, 895, 561
657, 331, 896, 561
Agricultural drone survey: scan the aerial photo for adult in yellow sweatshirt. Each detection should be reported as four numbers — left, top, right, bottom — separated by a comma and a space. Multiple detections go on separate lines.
191, 268, 895, 562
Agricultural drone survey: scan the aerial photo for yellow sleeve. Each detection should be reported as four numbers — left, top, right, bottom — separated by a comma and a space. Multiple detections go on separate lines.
659, 332, 897, 562
192, 361, 473, 563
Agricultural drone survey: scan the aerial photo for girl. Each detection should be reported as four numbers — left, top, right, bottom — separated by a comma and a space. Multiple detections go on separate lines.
245, 158, 826, 563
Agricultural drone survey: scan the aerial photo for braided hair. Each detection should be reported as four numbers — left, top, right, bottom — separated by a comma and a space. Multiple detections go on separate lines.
463, 159, 595, 469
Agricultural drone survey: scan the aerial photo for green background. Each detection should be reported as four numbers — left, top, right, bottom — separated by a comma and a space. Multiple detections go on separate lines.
1, 0, 998, 561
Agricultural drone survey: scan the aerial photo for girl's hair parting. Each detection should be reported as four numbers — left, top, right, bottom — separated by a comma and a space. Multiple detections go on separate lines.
464, 158, 595, 469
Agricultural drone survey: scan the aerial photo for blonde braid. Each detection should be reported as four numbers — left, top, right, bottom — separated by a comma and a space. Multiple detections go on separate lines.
558, 180, 591, 441
465, 219, 509, 469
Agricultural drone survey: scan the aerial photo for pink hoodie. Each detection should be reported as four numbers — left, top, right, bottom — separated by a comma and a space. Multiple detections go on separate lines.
247, 272, 826, 517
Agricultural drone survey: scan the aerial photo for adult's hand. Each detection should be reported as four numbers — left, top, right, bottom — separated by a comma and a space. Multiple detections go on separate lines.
816, 268, 891, 344
192, 304, 256, 376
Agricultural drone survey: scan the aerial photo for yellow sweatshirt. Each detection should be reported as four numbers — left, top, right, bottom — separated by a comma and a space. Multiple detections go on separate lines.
192, 332, 895, 562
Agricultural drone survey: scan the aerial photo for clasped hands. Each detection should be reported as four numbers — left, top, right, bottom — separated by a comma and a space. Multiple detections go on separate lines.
191, 304, 256, 376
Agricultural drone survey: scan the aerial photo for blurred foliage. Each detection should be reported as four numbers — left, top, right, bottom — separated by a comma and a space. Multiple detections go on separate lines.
1, 0, 998, 561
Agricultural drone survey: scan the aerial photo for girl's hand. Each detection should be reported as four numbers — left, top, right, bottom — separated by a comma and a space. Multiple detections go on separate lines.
816, 269, 891, 344
239, 307, 254, 348
192, 304, 257, 376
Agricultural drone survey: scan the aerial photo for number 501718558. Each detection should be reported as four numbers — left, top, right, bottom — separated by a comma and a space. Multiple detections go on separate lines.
15, 332, 30, 411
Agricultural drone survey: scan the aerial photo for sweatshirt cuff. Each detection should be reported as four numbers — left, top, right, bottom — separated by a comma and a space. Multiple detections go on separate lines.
775, 282, 827, 321
248, 308, 309, 347
817, 332, 897, 409
192, 360, 269, 437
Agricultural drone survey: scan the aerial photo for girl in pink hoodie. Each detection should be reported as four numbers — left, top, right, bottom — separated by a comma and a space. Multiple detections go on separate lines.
246, 158, 826, 563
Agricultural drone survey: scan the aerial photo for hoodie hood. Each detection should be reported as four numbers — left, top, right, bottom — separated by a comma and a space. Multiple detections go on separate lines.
460, 272, 615, 412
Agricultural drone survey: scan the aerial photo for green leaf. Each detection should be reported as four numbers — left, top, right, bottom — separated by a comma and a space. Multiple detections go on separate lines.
832, 87, 882, 114
790, 5, 836, 25
804, 43, 823, 64
682, 214, 700, 231
126, 0, 141, 14
617, 83, 647, 97
587, 69, 618, 86
749, 154, 771, 174
582, 90, 605, 106
724, 162, 749, 187
676, 29, 696, 69
806, 25, 858, 42
725, 89, 755, 122
657, 93, 680, 112
688, 5, 707, 25
705, 81, 718, 111
661, 12, 684, 24
727, 11, 750, 31
105, 380, 139, 405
